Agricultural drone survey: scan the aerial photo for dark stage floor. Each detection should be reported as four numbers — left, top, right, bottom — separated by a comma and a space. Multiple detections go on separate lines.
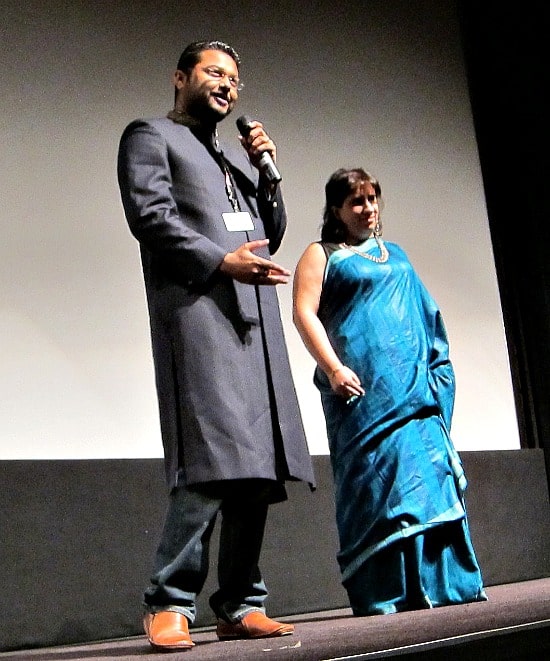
1, 579, 548, 661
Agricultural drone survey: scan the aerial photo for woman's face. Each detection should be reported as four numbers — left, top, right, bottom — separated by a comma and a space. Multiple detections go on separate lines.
334, 182, 379, 245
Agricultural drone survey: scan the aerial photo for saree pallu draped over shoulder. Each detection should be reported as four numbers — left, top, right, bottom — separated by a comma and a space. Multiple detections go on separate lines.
315, 239, 486, 615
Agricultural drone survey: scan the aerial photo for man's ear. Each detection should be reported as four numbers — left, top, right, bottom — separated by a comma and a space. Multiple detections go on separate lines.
173, 69, 187, 90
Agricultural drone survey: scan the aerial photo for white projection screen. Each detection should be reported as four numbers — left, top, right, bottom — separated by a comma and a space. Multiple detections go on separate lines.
1, 0, 520, 459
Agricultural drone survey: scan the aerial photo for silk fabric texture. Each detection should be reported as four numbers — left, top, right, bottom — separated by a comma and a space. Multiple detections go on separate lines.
315, 239, 486, 614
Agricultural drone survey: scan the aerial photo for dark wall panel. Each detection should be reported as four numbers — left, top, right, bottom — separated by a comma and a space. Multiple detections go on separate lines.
1, 451, 549, 652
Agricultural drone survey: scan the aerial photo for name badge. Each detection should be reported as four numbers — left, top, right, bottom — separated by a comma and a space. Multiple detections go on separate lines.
222, 211, 255, 232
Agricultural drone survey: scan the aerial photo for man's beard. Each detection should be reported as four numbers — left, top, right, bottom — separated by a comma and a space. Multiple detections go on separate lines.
187, 94, 232, 125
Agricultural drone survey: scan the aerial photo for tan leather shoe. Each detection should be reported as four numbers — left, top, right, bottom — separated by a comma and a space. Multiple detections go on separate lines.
143, 611, 195, 650
216, 611, 294, 640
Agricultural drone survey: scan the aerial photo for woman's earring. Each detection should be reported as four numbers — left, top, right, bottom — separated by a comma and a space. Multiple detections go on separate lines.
374, 221, 381, 237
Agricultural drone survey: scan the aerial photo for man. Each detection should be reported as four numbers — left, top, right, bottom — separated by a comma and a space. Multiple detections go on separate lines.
117, 40, 315, 651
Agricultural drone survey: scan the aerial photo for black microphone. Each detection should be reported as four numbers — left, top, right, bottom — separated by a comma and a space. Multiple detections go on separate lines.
236, 115, 282, 184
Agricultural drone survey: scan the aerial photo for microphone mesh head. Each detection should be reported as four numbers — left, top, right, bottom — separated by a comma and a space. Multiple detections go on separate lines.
236, 115, 253, 135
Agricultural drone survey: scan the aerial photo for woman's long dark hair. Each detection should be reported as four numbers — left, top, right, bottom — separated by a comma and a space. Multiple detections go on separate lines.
321, 168, 382, 243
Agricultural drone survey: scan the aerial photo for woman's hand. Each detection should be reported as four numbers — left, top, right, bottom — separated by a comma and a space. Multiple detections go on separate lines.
329, 364, 365, 400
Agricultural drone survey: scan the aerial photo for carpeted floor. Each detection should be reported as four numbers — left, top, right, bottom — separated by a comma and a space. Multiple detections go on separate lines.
1, 579, 548, 660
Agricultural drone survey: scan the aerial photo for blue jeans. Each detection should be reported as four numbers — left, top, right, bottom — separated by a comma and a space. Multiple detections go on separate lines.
143, 482, 271, 624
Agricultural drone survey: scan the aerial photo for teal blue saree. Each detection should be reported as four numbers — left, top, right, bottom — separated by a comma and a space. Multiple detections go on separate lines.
315, 239, 486, 615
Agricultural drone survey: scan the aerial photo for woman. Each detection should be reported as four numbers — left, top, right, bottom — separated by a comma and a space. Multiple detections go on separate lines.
293, 167, 487, 615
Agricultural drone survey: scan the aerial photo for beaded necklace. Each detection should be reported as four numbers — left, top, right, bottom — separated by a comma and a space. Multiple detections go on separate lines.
339, 236, 389, 263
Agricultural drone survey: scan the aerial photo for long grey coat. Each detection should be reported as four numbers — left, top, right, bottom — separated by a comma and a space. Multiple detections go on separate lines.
117, 117, 315, 491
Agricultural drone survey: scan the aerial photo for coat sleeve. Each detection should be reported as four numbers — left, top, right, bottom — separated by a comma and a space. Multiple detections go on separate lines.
256, 184, 287, 255
225, 144, 288, 256
117, 120, 227, 286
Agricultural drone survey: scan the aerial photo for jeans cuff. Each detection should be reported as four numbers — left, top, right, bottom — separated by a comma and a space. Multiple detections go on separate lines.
144, 605, 195, 624
217, 605, 266, 624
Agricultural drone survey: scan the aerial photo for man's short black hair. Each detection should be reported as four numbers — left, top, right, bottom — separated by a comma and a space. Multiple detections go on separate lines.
176, 40, 241, 73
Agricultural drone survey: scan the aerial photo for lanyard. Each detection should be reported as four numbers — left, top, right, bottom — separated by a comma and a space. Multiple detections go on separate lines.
214, 129, 241, 213
165, 112, 243, 214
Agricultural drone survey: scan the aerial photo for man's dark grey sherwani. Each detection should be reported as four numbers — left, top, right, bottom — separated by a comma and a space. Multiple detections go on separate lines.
117, 117, 314, 493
